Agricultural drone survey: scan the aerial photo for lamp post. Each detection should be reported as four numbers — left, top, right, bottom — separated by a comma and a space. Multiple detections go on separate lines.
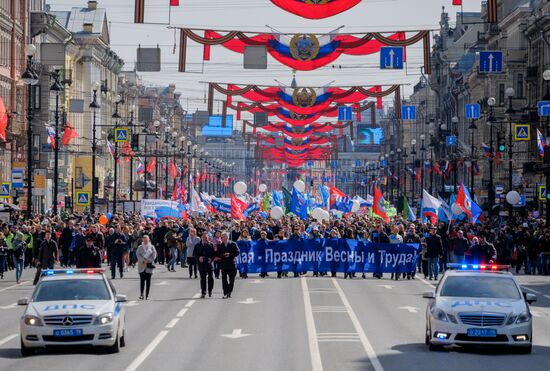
468, 118, 478, 194
420, 134, 427, 195
428, 130, 435, 195
451, 116, 459, 194
22, 45, 39, 218
128, 107, 135, 201
487, 97, 496, 212
411, 139, 417, 206
505, 88, 516, 216
544, 70, 550, 223
89, 82, 100, 214
112, 94, 122, 213
50, 70, 64, 216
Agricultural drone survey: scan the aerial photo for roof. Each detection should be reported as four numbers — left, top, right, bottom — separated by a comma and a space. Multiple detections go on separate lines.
50, 6, 109, 43
41, 274, 105, 281
444, 270, 513, 277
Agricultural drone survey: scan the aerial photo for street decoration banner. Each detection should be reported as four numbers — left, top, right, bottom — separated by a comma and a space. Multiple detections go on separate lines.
270, 0, 362, 19
235, 239, 421, 273
178, 28, 431, 72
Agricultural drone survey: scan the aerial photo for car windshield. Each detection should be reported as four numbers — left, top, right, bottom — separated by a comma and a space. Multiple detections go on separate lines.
440, 276, 522, 300
32, 279, 111, 302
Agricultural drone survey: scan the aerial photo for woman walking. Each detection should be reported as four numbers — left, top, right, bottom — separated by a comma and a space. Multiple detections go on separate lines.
137, 235, 157, 300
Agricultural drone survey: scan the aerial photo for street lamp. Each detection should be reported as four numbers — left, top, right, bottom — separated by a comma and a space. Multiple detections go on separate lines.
487, 97, 496, 212
468, 115, 478, 194
543, 71, 550, 222
112, 94, 122, 213
50, 70, 64, 216
89, 81, 100, 214
505, 88, 515, 216
420, 134, 426, 195
22, 45, 38, 218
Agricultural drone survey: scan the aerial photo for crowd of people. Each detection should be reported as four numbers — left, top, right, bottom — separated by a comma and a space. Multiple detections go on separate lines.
0, 210, 549, 293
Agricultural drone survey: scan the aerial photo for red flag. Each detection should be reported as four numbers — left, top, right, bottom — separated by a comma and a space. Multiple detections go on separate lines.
0, 96, 8, 141
169, 161, 178, 179
231, 194, 247, 220
452, 0, 462, 5
456, 184, 473, 221
373, 186, 389, 223
172, 181, 179, 201
181, 180, 186, 202
415, 168, 422, 183
146, 158, 156, 174
329, 185, 346, 209
170, 0, 179, 6
61, 123, 79, 146
203, 30, 211, 61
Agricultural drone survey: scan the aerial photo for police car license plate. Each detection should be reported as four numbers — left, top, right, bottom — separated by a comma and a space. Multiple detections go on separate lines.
467, 328, 497, 337
53, 329, 83, 337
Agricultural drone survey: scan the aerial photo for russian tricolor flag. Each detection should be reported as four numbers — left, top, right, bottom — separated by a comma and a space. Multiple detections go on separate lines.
537, 128, 546, 158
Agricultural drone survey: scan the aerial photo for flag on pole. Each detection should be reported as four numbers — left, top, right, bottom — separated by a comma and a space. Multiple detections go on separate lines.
0, 95, 8, 141
107, 141, 115, 160
137, 159, 145, 174
190, 187, 207, 213
172, 181, 179, 201
402, 196, 416, 222
437, 196, 451, 223
452, 0, 462, 5
146, 158, 156, 174
455, 183, 482, 223
421, 189, 441, 225
169, 161, 178, 179
282, 186, 292, 213
231, 194, 247, 220
61, 123, 79, 146
372, 186, 389, 223
537, 128, 546, 158
329, 185, 352, 212
169, 0, 179, 5
46, 126, 57, 150
290, 187, 309, 220
318, 184, 330, 209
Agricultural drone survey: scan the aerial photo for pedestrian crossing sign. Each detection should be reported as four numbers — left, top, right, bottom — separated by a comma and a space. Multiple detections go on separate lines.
513, 124, 530, 141
538, 185, 547, 201
75, 191, 91, 206
114, 128, 130, 143
0, 182, 11, 198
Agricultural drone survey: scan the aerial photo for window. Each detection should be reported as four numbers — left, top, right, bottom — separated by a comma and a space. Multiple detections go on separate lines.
498, 84, 505, 105
516, 73, 524, 99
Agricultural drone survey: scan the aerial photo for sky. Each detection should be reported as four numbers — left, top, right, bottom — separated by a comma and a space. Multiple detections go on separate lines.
46, 0, 482, 114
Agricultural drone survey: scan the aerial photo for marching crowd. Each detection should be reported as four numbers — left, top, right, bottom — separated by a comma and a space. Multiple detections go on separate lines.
1, 211, 550, 295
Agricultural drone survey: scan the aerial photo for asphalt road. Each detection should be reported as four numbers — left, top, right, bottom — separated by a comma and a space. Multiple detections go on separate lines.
1, 266, 550, 371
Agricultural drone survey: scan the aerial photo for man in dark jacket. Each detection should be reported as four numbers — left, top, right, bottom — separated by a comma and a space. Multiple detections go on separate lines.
425, 226, 443, 280
154, 220, 170, 265
371, 224, 390, 279
76, 236, 101, 268
109, 226, 127, 279
451, 230, 470, 264
217, 233, 240, 298
194, 232, 215, 298
403, 224, 421, 279
34, 231, 59, 285
59, 221, 73, 267
469, 232, 497, 264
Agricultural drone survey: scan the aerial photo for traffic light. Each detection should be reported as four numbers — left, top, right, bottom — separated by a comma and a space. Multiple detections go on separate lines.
497, 132, 506, 152
131, 133, 139, 152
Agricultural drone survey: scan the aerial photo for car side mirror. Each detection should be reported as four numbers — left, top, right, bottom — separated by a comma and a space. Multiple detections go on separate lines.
422, 291, 435, 299
115, 295, 127, 303
525, 293, 537, 304
17, 297, 29, 306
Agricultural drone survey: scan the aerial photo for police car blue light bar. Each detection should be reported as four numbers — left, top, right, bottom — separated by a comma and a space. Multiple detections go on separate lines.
41, 268, 105, 276
447, 263, 511, 271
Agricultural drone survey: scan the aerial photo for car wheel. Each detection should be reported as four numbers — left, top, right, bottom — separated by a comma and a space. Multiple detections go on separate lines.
120, 329, 126, 348
425, 325, 430, 345
104, 334, 120, 354
517, 344, 532, 354
20, 338, 34, 357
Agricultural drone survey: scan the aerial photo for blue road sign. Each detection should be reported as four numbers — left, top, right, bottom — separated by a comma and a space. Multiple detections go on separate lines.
338, 106, 353, 121
538, 185, 547, 201
445, 135, 457, 146
11, 169, 23, 189
513, 124, 530, 141
114, 128, 130, 143
380, 47, 404, 70
331, 160, 338, 168
514, 195, 526, 208
0, 182, 11, 198
75, 192, 91, 206
401, 105, 416, 121
307, 160, 313, 167
537, 101, 550, 117
465, 104, 481, 119
479, 51, 502, 74
355, 160, 362, 167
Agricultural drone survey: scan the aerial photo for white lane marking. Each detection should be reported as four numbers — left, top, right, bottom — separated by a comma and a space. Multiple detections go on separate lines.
165, 318, 179, 329
220, 329, 251, 339
192, 293, 201, 299
376, 284, 394, 290
419, 278, 436, 289
154, 281, 168, 286
238, 298, 260, 305
184, 300, 195, 308
312, 306, 347, 313
124, 300, 139, 307
248, 279, 263, 284
0, 281, 30, 292
176, 308, 188, 318
0, 334, 17, 347
124, 330, 169, 371
317, 333, 361, 342
519, 286, 550, 300
301, 278, 323, 371
397, 306, 419, 313
332, 278, 384, 371
0, 303, 17, 310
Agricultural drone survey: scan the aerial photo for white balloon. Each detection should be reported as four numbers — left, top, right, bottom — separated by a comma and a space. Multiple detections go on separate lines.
321, 210, 330, 222
270, 206, 284, 220
293, 180, 306, 193
311, 207, 325, 221
233, 181, 247, 195
351, 199, 361, 213
259, 184, 267, 193
451, 203, 462, 215
506, 191, 521, 205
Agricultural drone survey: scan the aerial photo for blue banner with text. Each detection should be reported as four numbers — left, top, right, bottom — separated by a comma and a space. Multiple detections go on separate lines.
235, 239, 420, 274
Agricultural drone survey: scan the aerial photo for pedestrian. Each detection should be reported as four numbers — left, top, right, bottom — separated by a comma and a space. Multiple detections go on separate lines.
0, 233, 8, 279
185, 228, 200, 279
137, 235, 157, 300
451, 230, 469, 264
13, 231, 27, 284
218, 232, 239, 299
110, 225, 127, 279
194, 232, 215, 298
76, 235, 101, 268
35, 231, 59, 285
425, 226, 443, 281
165, 225, 180, 272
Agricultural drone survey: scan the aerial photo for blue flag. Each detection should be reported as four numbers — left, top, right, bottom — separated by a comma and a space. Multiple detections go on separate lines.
272, 191, 283, 208
318, 184, 330, 208
290, 187, 309, 220
211, 199, 231, 213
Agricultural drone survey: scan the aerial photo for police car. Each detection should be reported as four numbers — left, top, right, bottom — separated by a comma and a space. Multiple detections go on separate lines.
18, 269, 126, 356
423, 264, 536, 353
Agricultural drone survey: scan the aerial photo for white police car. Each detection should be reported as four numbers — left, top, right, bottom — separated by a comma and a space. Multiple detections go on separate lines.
18, 269, 126, 356
423, 264, 536, 353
